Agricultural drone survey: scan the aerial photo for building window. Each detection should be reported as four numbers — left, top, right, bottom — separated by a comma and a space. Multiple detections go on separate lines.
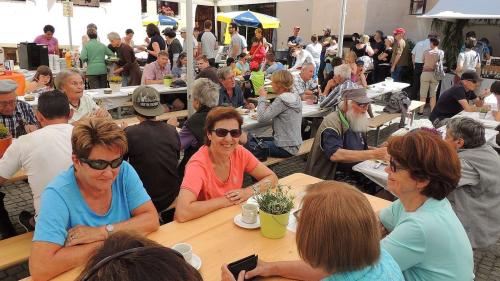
409, 0, 426, 15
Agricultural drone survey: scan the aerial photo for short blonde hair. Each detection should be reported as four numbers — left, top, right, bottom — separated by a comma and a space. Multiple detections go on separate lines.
270, 70, 294, 91
361, 34, 370, 44
296, 181, 380, 274
72, 118, 128, 159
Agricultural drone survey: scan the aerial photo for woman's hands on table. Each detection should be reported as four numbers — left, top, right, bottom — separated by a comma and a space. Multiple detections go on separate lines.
65, 225, 107, 247
225, 188, 253, 204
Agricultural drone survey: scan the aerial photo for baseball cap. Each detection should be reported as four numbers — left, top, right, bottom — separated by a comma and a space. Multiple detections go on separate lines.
179, 27, 187, 33
132, 86, 164, 117
393, 27, 406, 35
0, 80, 18, 93
343, 88, 372, 104
460, 71, 483, 83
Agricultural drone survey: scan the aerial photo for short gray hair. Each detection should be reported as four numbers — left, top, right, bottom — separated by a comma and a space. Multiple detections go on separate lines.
157, 50, 169, 58
301, 62, 315, 72
107, 32, 120, 41
55, 69, 82, 90
334, 64, 352, 80
446, 117, 485, 148
192, 78, 219, 107
217, 66, 232, 81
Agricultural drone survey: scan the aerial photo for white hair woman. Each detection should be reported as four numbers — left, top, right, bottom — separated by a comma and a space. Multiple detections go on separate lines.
55, 69, 110, 123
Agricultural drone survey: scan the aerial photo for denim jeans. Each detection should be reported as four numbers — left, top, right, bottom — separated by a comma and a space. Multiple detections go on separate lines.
391, 66, 408, 82
246, 137, 293, 158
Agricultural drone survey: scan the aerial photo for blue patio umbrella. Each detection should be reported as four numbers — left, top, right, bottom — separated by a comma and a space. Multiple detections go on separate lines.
159, 15, 178, 26
216, 11, 280, 28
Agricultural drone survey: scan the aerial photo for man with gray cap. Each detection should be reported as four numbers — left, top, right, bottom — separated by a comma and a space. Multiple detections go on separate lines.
0, 80, 37, 137
305, 88, 387, 193
124, 86, 180, 223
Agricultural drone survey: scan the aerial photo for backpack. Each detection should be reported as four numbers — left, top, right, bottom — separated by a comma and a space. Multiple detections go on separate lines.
434, 50, 446, 81
383, 91, 411, 127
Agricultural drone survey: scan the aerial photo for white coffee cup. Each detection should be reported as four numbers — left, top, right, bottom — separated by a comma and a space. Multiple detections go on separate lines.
172, 243, 192, 263
385, 77, 394, 83
241, 203, 258, 224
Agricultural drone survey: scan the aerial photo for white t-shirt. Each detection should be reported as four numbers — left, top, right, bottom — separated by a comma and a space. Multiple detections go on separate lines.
0, 124, 73, 215
411, 39, 431, 64
70, 94, 100, 123
457, 50, 480, 73
201, 31, 217, 59
306, 42, 322, 65
291, 49, 315, 70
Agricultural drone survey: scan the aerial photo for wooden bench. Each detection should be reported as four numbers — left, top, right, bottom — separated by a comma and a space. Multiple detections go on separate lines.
114, 110, 188, 126
262, 138, 314, 166
0, 232, 33, 270
369, 101, 425, 145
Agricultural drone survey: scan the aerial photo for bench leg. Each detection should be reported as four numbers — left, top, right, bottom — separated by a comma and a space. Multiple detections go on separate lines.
117, 107, 122, 119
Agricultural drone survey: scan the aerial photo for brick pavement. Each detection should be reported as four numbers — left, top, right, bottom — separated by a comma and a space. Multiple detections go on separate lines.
1, 115, 499, 280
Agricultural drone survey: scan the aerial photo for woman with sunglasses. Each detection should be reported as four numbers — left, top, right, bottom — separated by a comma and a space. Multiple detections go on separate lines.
175, 107, 277, 222
245, 70, 302, 158
29, 118, 159, 281
379, 129, 473, 281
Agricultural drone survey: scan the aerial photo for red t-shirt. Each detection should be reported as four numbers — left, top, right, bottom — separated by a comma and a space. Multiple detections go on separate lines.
181, 145, 260, 201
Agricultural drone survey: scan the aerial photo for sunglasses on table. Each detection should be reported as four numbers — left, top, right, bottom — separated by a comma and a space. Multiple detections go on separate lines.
211, 128, 242, 138
79, 156, 124, 170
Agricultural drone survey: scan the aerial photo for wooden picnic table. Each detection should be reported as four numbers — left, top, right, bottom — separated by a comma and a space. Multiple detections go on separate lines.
20, 173, 391, 281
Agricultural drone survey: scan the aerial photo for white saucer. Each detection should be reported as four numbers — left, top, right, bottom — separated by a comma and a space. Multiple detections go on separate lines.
234, 214, 260, 229
190, 253, 202, 270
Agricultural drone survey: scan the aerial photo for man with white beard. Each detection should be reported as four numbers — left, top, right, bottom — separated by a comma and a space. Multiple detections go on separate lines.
305, 88, 387, 193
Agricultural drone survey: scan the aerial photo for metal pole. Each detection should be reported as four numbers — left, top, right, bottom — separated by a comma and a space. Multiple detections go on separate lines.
186, 0, 194, 116
337, 0, 347, 58
214, 2, 218, 40
68, 16, 73, 52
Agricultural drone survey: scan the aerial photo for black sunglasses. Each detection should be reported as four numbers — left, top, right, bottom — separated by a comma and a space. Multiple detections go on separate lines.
389, 158, 405, 173
79, 156, 124, 170
211, 128, 242, 138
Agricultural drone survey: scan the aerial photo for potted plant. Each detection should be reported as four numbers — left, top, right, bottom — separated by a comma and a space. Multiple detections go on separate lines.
254, 185, 294, 239
0, 124, 12, 158
108, 76, 123, 92
479, 107, 489, 119
163, 74, 173, 87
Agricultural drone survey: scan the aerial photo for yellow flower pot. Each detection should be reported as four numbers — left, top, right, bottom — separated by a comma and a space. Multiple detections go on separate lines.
163, 78, 173, 87
259, 210, 289, 239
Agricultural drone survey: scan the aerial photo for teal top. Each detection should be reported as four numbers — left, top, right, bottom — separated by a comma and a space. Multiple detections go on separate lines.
80, 39, 114, 75
321, 248, 404, 281
380, 198, 474, 281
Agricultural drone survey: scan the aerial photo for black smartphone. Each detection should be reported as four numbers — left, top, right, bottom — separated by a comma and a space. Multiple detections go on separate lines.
227, 254, 258, 280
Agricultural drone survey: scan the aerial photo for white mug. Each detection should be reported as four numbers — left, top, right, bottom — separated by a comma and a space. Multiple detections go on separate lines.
172, 243, 192, 263
241, 203, 258, 224
385, 77, 394, 83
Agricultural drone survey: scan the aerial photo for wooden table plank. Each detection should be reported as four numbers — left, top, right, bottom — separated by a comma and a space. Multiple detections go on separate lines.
0, 232, 33, 270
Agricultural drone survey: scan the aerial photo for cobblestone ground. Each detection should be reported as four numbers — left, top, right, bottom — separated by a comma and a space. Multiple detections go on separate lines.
1, 110, 499, 280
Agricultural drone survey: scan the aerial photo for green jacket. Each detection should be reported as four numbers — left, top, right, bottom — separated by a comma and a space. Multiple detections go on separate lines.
80, 39, 114, 75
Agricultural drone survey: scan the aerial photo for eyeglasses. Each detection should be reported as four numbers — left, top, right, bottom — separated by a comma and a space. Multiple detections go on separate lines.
211, 128, 242, 138
389, 158, 405, 173
354, 102, 370, 108
79, 156, 124, 170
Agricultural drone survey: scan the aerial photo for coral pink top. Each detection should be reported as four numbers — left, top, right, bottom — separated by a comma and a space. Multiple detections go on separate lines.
181, 145, 260, 200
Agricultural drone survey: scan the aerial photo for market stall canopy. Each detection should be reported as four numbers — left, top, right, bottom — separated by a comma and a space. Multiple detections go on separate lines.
419, 0, 500, 19
168, 0, 301, 6
217, 11, 280, 28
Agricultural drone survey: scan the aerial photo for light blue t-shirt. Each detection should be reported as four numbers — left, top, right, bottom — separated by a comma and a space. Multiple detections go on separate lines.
380, 198, 474, 281
322, 248, 404, 281
265, 62, 284, 75
33, 162, 151, 246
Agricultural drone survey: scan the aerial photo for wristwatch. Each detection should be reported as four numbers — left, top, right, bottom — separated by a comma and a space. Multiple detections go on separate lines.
105, 224, 114, 236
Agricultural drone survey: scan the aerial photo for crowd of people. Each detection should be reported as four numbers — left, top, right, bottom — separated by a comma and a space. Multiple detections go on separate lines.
0, 13, 499, 281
